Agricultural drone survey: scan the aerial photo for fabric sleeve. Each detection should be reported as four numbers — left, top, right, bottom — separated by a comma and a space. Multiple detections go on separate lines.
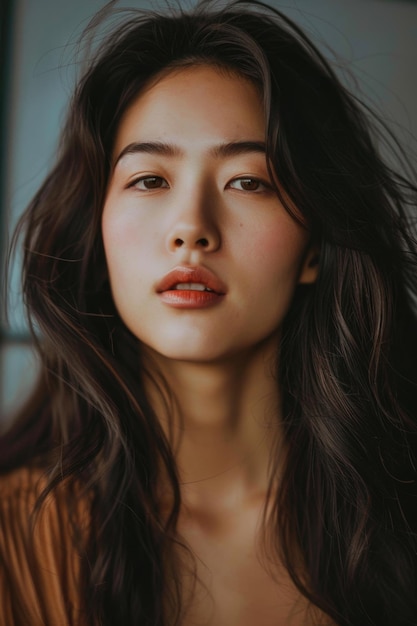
0, 467, 90, 626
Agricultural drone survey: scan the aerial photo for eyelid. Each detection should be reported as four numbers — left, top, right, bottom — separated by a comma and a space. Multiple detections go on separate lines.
124, 173, 273, 192
127, 174, 170, 190
227, 176, 273, 192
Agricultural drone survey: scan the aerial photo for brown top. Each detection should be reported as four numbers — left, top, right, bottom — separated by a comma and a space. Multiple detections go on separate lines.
1, 468, 335, 626
0, 467, 89, 626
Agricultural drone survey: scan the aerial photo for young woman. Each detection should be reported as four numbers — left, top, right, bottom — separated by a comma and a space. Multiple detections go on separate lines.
1, 1, 417, 625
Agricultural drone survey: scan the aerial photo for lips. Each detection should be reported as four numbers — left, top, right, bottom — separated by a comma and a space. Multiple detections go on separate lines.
156, 266, 226, 295
156, 266, 226, 309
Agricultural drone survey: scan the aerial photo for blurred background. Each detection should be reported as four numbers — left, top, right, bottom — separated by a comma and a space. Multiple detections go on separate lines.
1, 0, 417, 423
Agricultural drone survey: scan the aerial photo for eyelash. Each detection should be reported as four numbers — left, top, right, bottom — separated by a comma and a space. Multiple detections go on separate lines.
128, 175, 272, 193
227, 177, 271, 193
129, 176, 169, 191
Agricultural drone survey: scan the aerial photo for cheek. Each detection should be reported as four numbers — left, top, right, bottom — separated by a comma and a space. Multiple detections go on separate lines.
102, 211, 150, 283
243, 221, 309, 284
102, 229, 131, 284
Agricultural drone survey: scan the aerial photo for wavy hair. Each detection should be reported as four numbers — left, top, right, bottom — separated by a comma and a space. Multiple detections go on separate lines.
2, 1, 417, 624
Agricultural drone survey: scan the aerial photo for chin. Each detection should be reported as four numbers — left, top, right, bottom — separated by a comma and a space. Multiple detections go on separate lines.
146, 342, 231, 364
139, 333, 279, 367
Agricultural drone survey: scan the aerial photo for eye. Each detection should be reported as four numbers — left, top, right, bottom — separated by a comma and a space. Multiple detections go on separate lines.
228, 177, 270, 192
130, 176, 169, 190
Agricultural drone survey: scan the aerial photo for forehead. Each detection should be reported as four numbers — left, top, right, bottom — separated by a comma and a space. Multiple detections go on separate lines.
112, 65, 266, 158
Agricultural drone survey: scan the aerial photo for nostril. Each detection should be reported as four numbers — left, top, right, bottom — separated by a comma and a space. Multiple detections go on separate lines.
172, 236, 210, 248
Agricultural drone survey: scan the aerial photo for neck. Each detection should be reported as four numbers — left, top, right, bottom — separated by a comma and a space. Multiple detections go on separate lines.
142, 335, 282, 511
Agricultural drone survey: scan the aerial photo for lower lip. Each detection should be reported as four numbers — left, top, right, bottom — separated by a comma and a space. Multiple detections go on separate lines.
159, 290, 224, 308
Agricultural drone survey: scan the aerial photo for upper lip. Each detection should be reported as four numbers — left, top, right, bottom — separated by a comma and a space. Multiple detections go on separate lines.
156, 266, 227, 295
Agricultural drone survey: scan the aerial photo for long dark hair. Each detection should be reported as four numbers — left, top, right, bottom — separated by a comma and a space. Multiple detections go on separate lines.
2, 1, 417, 624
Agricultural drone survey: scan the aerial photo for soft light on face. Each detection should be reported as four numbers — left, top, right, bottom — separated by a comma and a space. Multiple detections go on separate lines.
102, 65, 316, 363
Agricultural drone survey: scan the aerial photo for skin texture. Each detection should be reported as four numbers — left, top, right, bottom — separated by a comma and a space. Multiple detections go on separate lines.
102, 66, 325, 625
102, 66, 316, 365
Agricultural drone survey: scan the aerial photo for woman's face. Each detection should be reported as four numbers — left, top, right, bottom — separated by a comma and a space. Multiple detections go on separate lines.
102, 65, 316, 363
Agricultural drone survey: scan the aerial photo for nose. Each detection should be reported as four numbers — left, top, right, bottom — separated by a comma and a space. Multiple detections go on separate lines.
165, 191, 221, 253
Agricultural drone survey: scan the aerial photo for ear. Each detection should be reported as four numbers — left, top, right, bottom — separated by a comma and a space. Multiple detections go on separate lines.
298, 245, 320, 285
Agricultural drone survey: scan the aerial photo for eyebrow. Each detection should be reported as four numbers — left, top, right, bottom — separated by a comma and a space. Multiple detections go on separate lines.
113, 140, 266, 168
